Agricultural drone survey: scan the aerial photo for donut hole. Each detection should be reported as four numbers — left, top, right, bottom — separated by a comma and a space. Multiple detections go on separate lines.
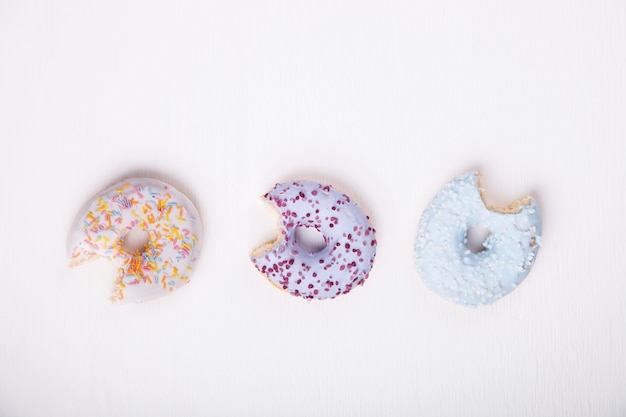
294, 225, 327, 254
466, 225, 491, 254
122, 228, 149, 254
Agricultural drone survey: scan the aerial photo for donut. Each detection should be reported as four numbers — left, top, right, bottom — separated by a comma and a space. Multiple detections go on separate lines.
414, 172, 542, 306
67, 178, 203, 303
251, 181, 377, 300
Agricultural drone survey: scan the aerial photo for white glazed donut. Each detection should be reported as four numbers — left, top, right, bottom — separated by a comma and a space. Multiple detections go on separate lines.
67, 178, 203, 303
414, 172, 541, 306
251, 181, 377, 300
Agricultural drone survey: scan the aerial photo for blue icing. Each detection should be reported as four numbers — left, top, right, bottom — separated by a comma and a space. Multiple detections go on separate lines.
414, 172, 542, 306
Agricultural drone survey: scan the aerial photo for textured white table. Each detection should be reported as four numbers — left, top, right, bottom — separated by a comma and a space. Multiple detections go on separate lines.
1, 0, 625, 416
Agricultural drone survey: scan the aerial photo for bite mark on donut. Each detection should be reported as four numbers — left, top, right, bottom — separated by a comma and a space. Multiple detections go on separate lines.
477, 174, 533, 215
68, 252, 100, 268
250, 199, 286, 260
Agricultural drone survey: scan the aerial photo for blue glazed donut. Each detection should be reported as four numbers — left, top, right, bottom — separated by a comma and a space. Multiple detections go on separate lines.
414, 172, 542, 306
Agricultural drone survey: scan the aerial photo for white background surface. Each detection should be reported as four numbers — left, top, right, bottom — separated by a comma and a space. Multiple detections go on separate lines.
1, 0, 625, 416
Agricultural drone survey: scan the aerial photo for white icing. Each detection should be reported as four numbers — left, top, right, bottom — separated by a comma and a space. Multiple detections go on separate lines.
414, 172, 542, 306
251, 181, 377, 300
67, 178, 203, 303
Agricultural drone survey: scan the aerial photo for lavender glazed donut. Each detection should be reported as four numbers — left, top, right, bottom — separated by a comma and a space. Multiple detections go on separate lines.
251, 181, 377, 300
